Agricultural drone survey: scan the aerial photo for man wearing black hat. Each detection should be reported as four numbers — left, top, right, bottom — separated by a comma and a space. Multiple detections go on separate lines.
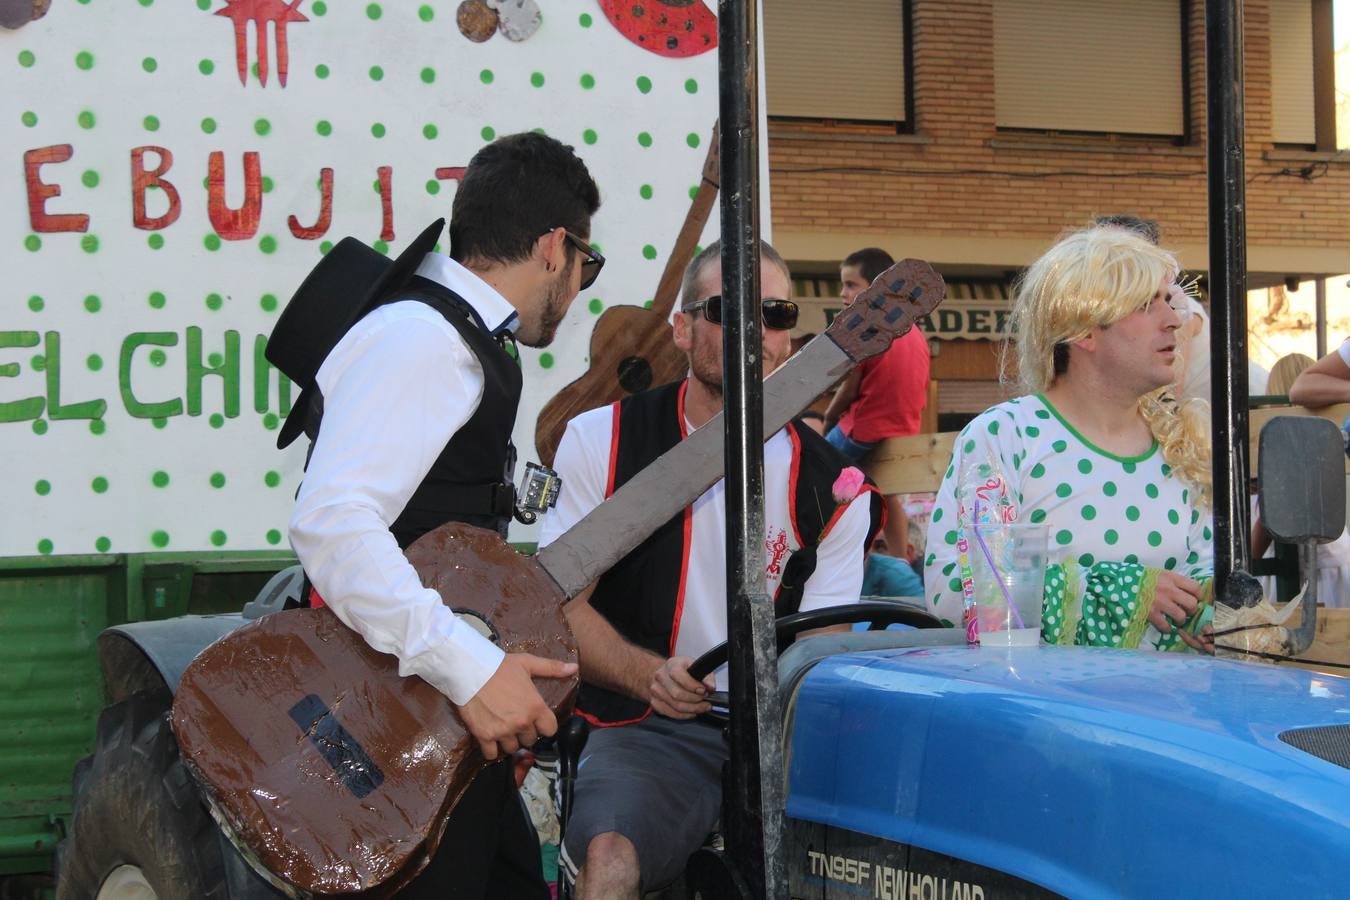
280, 132, 602, 897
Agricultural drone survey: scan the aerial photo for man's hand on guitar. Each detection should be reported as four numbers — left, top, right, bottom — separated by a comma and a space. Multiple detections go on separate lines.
460, 652, 579, 760
649, 656, 716, 720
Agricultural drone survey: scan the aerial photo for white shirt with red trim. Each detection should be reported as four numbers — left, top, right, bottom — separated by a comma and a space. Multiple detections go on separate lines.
539, 391, 872, 691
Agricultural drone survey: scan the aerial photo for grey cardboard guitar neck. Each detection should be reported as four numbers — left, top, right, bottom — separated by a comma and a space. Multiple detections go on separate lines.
535, 258, 945, 598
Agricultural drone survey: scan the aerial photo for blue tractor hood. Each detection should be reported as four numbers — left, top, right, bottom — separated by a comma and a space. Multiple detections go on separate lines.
786, 645, 1350, 898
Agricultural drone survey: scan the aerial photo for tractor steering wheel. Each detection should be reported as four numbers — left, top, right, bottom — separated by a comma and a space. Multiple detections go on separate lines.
684, 602, 941, 725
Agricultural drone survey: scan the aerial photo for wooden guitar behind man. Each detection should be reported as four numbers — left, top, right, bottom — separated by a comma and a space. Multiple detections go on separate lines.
170, 261, 947, 897
534, 123, 722, 467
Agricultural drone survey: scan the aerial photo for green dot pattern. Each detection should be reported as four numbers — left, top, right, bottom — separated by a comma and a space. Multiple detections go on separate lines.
927, 400, 1213, 624
8, 15, 730, 557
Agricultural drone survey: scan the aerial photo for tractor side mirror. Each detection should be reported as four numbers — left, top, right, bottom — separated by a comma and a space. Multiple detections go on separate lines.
1258, 416, 1346, 544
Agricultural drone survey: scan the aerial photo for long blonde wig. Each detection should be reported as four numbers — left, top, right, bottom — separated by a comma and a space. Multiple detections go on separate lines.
1008, 227, 1212, 508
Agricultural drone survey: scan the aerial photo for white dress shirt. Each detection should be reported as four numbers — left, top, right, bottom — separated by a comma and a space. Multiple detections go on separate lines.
288, 253, 519, 705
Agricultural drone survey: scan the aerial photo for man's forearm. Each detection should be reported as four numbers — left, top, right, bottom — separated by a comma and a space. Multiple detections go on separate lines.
563, 592, 664, 703
1288, 373, 1350, 408
823, 371, 861, 432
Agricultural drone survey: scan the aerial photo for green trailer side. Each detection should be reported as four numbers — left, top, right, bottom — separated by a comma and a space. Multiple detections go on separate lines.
0, 552, 294, 880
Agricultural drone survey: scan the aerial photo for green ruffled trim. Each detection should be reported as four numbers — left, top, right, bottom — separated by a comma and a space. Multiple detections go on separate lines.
1122, 566, 1159, 648
1041, 561, 1083, 645
1044, 563, 1215, 652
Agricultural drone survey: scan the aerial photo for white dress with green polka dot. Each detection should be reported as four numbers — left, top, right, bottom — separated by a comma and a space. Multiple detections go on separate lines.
923, 394, 1213, 648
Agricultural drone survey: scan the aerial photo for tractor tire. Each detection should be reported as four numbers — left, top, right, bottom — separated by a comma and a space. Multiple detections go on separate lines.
55, 692, 270, 900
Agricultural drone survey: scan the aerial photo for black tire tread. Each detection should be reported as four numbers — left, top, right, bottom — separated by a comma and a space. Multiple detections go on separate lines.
55, 692, 230, 900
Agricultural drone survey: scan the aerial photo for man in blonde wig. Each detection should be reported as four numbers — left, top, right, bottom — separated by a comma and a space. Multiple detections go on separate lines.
924, 227, 1214, 651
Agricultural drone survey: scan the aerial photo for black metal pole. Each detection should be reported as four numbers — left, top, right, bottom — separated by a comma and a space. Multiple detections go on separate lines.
717, 1, 786, 897
1206, 0, 1252, 605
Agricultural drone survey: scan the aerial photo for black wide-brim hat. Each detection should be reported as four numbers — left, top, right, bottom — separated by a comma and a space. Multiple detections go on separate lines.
267, 219, 446, 449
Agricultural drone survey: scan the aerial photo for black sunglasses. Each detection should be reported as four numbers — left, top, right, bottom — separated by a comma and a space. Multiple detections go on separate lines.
685, 295, 799, 331
559, 229, 605, 290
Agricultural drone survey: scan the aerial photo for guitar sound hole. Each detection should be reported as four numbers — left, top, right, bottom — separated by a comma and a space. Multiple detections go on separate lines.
617, 356, 653, 394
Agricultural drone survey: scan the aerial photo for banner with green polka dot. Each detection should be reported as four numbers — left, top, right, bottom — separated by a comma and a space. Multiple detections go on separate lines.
3, 0, 740, 556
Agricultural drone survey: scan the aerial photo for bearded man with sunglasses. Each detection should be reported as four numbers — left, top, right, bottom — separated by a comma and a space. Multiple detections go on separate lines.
541, 240, 882, 899
285, 131, 600, 899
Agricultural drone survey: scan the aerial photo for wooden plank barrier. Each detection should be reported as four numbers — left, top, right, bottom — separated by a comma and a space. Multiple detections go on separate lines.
864, 401, 1349, 497
1247, 402, 1350, 477
1280, 610, 1350, 673
865, 432, 957, 496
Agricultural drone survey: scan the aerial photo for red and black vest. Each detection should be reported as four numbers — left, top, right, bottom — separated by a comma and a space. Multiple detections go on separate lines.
578, 380, 883, 726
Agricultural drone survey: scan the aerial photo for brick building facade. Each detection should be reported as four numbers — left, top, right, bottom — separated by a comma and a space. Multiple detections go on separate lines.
765, 0, 1349, 426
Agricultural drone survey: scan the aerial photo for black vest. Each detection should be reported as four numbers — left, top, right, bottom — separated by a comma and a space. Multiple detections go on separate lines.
303, 275, 522, 549
578, 381, 883, 726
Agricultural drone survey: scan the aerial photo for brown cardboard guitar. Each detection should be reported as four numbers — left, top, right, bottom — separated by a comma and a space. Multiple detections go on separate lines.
169, 260, 946, 896
534, 122, 721, 467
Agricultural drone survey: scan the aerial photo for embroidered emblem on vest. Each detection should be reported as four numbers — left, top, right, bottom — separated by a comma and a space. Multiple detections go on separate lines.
765, 528, 790, 577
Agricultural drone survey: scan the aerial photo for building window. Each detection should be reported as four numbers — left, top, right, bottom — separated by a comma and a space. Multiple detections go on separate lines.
992, 0, 1186, 137
763, 0, 910, 126
1270, 0, 1316, 145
